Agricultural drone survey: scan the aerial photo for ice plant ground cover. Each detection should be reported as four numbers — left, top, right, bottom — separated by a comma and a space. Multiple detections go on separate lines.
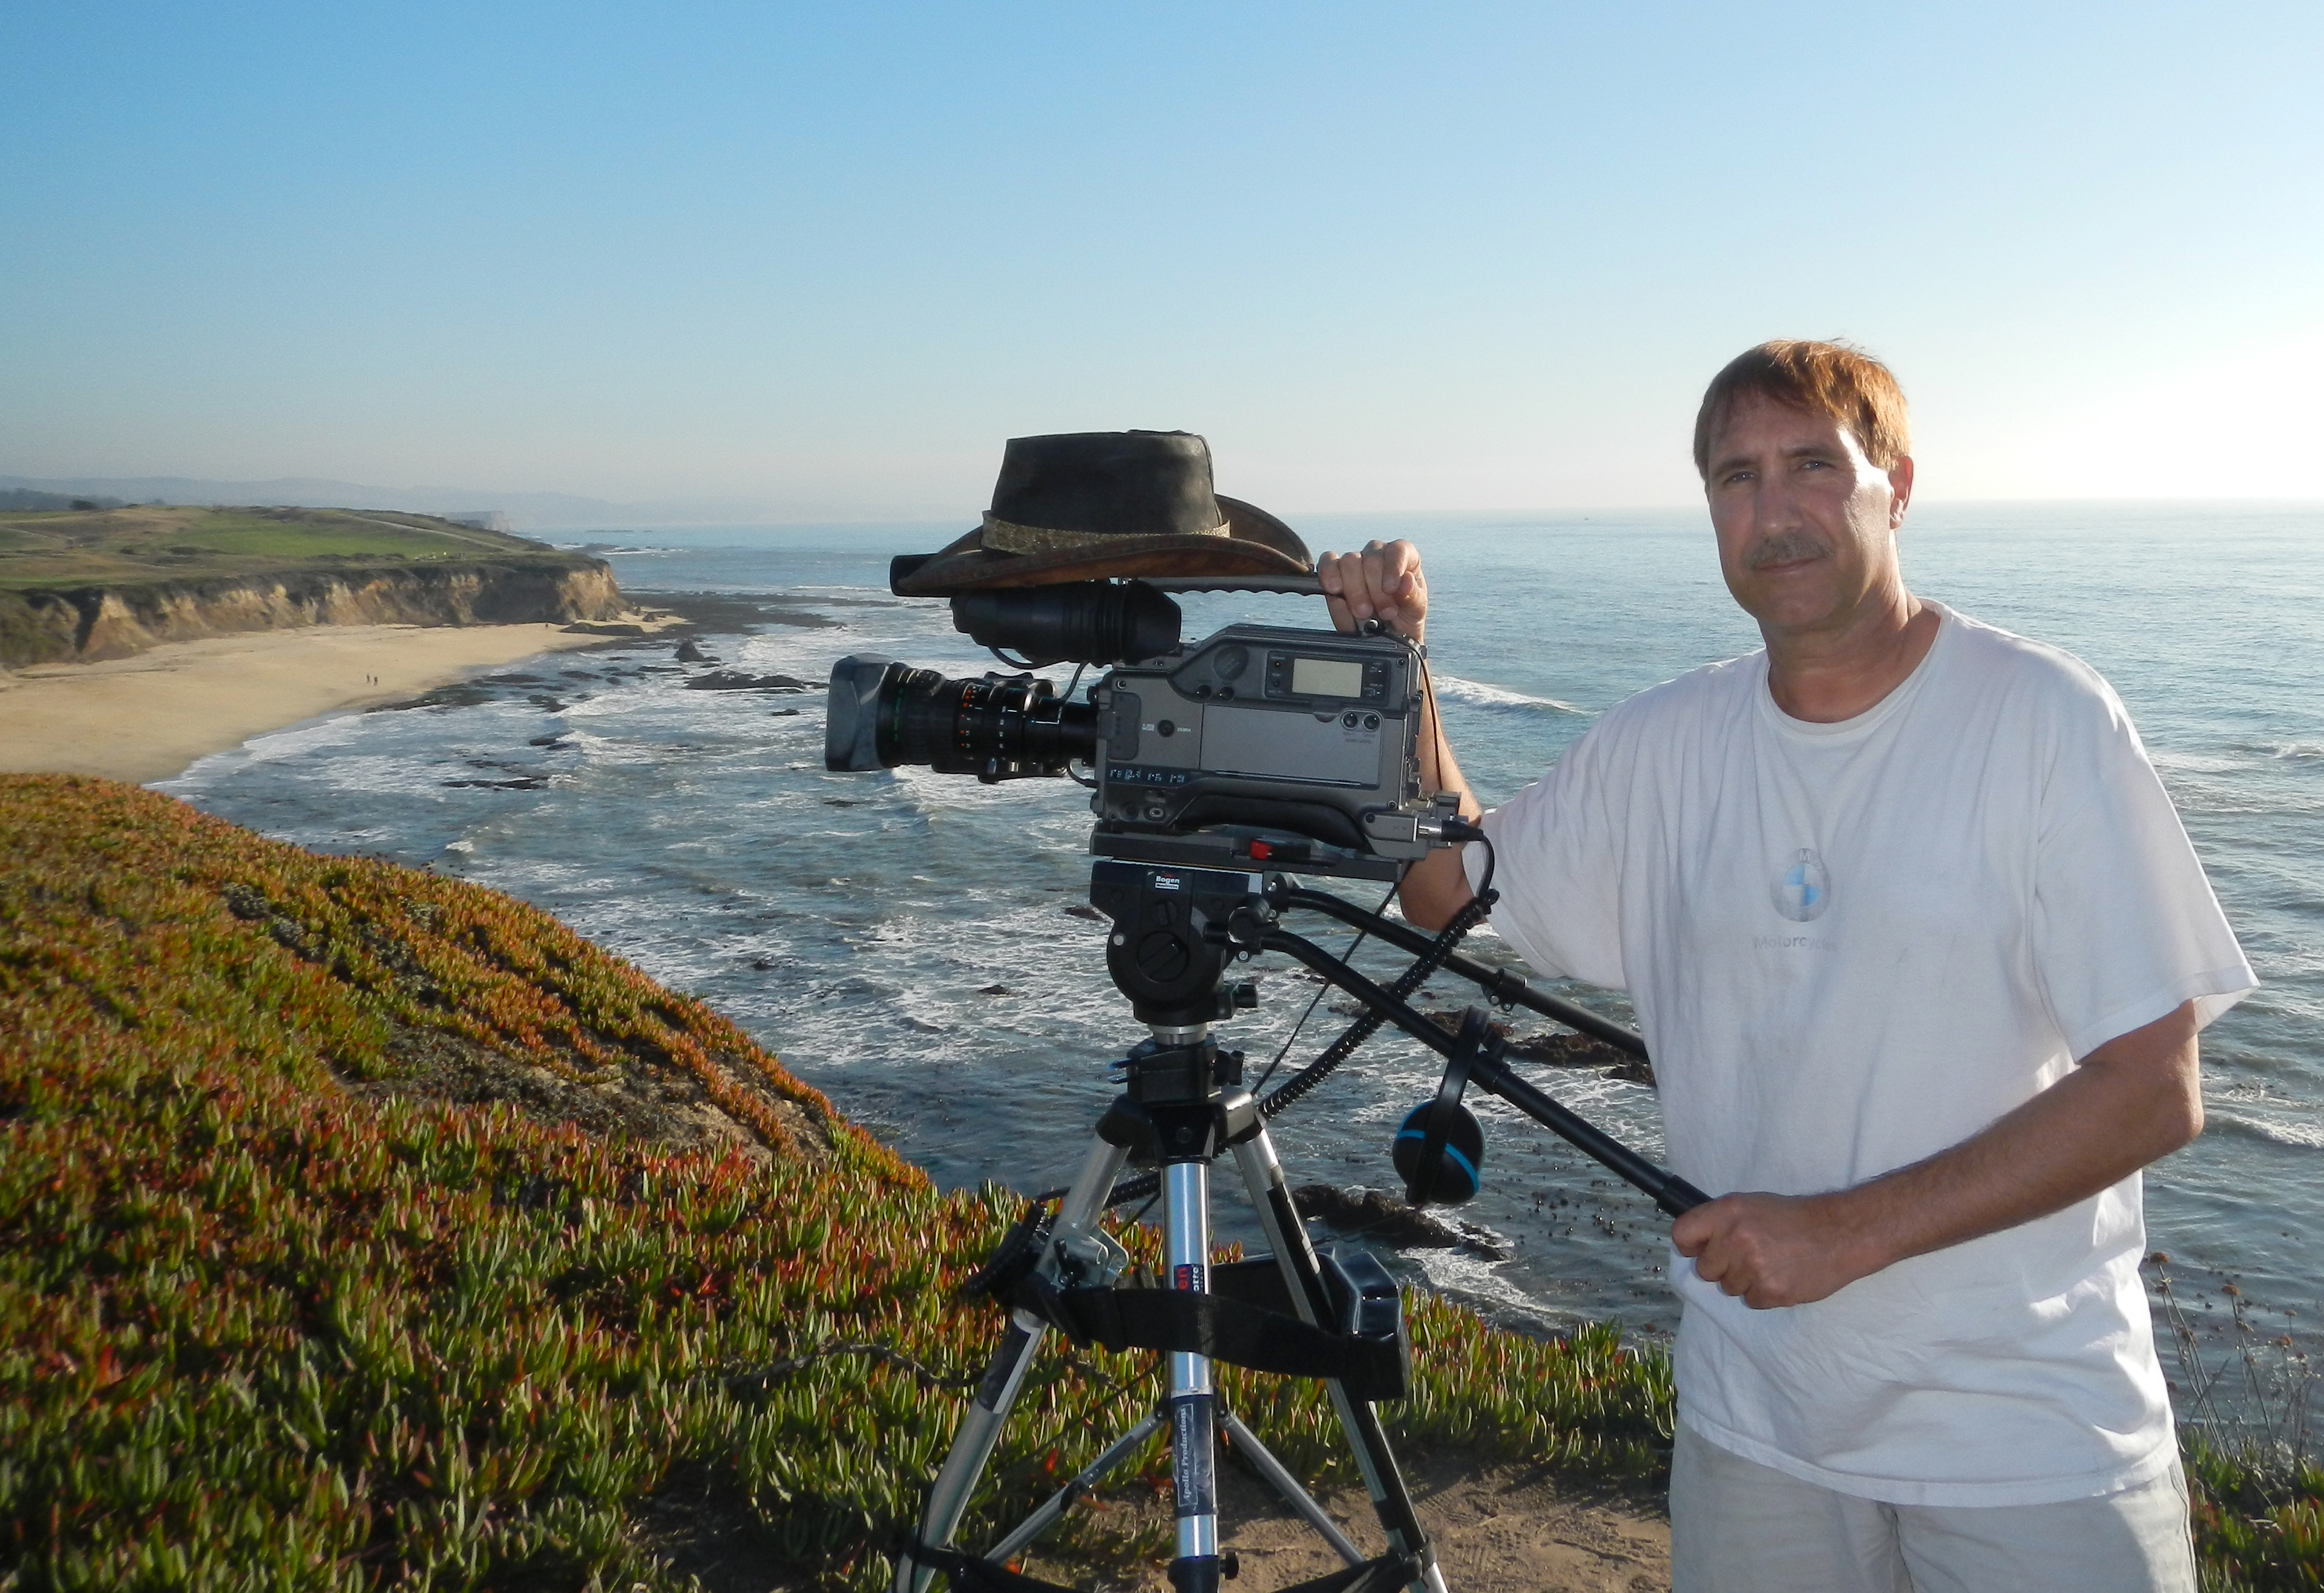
1, 775, 2314, 1589
0, 774, 1676, 1590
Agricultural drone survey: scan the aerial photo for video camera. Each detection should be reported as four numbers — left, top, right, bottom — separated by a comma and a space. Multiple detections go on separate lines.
824, 580, 1470, 880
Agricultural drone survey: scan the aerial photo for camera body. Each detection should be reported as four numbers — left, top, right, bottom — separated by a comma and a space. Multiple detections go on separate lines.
1088, 623, 1442, 865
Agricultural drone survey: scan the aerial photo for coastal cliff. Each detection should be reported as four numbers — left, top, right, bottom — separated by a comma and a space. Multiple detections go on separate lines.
0, 503, 629, 668
0, 556, 623, 668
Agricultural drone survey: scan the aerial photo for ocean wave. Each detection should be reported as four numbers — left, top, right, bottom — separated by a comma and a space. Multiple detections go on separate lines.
2152, 751, 2247, 774
2207, 1110, 2324, 1151
1432, 675, 1591, 716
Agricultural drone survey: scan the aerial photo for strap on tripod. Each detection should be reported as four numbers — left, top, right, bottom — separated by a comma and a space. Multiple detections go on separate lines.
1009, 1256, 1409, 1404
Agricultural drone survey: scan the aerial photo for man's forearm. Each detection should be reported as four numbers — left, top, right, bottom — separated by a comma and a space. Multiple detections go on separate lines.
1400, 671, 1480, 930
1673, 1000, 2204, 1309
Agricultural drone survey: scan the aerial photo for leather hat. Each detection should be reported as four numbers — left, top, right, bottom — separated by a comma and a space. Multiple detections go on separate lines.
889, 430, 1313, 597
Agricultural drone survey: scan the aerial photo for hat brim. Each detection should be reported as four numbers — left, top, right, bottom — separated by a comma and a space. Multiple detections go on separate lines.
891, 494, 1310, 597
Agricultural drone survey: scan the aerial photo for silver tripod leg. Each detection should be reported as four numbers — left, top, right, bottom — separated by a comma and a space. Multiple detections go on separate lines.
1161, 1155, 1221, 1585
1233, 1121, 1451, 1593
896, 1136, 1130, 1593
1219, 1408, 1365, 1566
985, 1411, 1167, 1565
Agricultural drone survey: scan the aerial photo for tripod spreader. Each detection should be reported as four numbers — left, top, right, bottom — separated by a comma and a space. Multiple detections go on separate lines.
1269, 883, 1650, 1061
1258, 925, 1710, 1218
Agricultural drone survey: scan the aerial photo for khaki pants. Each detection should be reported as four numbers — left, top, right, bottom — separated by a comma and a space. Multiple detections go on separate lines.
1669, 1421, 2198, 1593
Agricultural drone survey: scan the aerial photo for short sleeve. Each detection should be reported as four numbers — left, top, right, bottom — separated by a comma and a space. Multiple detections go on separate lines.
2032, 680, 2256, 1059
1463, 715, 1631, 990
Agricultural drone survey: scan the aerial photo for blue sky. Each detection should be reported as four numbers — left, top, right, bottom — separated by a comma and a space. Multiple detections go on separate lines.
2, 2, 2318, 516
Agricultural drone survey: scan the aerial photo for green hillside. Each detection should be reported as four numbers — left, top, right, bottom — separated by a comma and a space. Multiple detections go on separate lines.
0, 777, 1687, 1591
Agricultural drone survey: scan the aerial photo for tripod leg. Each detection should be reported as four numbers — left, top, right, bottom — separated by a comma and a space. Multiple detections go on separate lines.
985, 1411, 1166, 1565
897, 1138, 1131, 1593
1220, 1408, 1365, 1566
1233, 1126, 1450, 1593
1161, 1155, 1224, 1593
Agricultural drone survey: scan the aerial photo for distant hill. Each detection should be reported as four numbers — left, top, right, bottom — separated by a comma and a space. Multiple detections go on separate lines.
0, 473, 631, 530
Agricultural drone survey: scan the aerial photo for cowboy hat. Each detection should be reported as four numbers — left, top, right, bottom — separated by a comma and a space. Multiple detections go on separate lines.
888, 430, 1313, 597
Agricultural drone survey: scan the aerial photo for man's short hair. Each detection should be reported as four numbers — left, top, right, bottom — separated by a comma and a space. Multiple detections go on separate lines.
1693, 340, 1912, 478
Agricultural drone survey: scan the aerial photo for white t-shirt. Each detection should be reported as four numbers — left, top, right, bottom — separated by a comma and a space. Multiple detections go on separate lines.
1466, 603, 2255, 1506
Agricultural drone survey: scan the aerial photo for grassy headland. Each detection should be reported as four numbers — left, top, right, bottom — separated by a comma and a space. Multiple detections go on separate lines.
0, 505, 554, 588
0, 777, 1679, 1590
0, 507, 621, 668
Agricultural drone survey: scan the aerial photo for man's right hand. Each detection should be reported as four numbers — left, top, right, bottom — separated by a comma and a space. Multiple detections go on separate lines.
1318, 540, 1429, 643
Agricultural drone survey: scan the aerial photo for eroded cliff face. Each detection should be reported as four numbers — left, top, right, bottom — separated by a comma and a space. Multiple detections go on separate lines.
0, 559, 624, 668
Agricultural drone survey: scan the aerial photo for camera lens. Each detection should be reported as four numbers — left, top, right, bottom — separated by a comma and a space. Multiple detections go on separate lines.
826, 654, 1097, 780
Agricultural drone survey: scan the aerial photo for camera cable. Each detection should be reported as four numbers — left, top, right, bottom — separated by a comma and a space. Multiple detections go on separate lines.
1256, 879, 1496, 1122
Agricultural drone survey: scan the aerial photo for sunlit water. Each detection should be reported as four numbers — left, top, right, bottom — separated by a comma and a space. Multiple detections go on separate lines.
163, 502, 2324, 1359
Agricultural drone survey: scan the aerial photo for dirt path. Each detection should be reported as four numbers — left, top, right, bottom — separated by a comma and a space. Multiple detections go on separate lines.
1017, 1448, 1670, 1592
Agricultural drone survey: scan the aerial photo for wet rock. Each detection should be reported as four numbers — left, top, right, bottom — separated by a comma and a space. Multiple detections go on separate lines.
682, 670, 809, 692
1419, 1009, 1653, 1085
1293, 1184, 1511, 1258
1062, 904, 1105, 921
675, 639, 715, 663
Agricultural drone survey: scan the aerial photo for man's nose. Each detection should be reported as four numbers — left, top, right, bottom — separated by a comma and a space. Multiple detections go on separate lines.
1751, 471, 1802, 534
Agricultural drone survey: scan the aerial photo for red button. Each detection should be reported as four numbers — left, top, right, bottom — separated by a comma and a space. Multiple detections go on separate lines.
1249, 841, 1273, 860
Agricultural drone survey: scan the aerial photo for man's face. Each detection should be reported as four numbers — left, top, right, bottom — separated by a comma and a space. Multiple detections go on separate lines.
1702, 393, 1913, 640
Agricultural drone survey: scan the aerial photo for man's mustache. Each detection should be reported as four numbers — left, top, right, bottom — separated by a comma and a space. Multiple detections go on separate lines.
1746, 533, 1828, 571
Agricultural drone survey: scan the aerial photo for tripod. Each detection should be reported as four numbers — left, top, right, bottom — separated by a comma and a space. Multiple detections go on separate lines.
896, 857, 1449, 1593
896, 846, 1712, 1593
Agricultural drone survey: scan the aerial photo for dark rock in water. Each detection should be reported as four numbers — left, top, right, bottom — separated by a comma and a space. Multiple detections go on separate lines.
675, 639, 714, 663
1419, 1008, 1654, 1085
1062, 904, 1105, 921
1293, 1184, 1509, 1258
979, 984, 1011, 996
527, 735, 570, 748
683, 669, 809, 692
442, 777, 549, 792
369, 683, 496, 712
560, 620, 646, 636
769, 708, 801, 717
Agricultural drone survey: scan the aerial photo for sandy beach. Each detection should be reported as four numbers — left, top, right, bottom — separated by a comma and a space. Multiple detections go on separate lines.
0, 619, 669, 785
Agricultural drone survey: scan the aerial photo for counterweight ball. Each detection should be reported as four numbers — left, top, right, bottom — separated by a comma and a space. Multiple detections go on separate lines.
1392, 1101, 1485, 1205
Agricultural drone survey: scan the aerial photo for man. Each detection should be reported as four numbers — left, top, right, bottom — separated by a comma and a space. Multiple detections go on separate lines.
1318, 341, 2254, 1592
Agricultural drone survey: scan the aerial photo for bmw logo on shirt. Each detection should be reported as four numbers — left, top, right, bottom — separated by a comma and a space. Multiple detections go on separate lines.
1774, 848, 1832, 922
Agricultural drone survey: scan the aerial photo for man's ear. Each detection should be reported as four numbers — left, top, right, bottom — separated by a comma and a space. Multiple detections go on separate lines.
1888, 455, 1915, 528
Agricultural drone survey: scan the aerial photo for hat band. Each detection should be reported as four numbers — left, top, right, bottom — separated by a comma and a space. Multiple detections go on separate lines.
979, 512, 1230, 555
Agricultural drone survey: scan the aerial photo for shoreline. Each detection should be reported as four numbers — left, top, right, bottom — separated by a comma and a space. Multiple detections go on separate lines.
0, 616, 674, 785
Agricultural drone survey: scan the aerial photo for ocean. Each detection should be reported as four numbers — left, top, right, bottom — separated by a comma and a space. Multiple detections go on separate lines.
161, 501, 2323, 1366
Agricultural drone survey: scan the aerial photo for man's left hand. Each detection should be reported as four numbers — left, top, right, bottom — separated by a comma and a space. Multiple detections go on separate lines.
1672, 1192, 1883, 1310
